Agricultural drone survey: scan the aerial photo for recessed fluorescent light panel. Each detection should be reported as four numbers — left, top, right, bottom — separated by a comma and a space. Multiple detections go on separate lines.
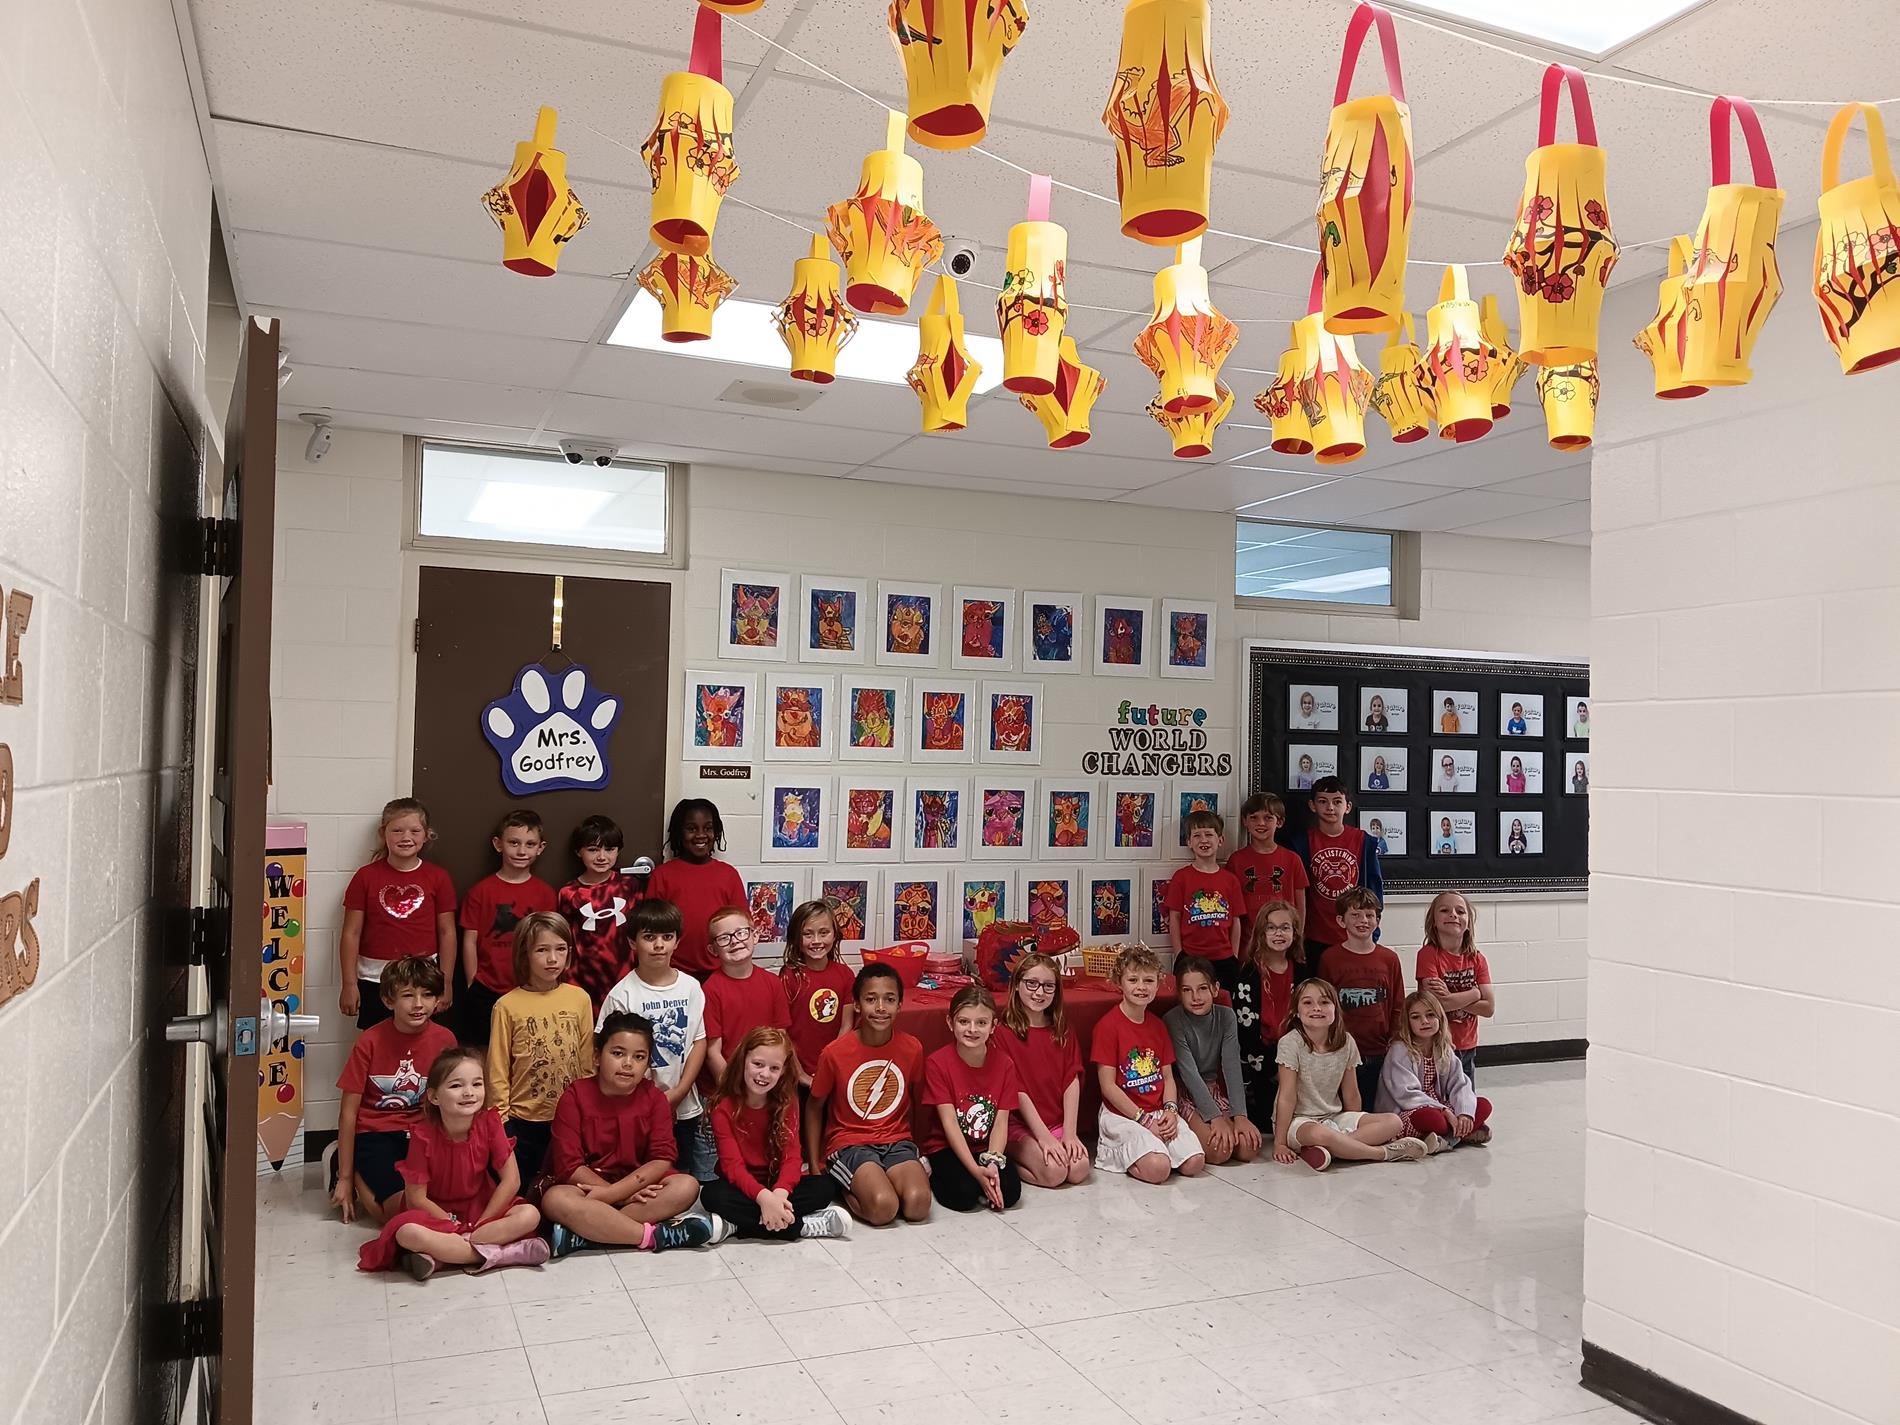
1388, 0, 1701, 57
607, 291, 1006, 394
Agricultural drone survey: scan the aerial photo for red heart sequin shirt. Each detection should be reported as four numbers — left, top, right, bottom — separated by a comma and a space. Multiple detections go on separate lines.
344, 856, 458, 968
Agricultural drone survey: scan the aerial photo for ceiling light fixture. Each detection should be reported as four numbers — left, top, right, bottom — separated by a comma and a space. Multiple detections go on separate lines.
606, 291, 1006, 394
1385, 0, 1702, 59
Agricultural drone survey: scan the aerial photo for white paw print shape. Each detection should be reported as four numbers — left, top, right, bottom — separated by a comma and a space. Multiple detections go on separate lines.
483, 664, 620, 791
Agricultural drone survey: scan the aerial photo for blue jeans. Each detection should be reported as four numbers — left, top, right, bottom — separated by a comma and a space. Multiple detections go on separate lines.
677, 1114, 718, 1183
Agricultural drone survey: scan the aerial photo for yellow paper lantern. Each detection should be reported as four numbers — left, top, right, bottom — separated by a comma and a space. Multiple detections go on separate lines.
998, 175, 1068, 395
1367, 313, 1434, 443
1634, 236, 1709, 401
698, 0, 765, 12
642, 9, 739, 257
1148, 381, 1232, 458
1679, 97, 1784, 389
1134, 238, 1237, 414
1020, 337, 1105, 448
1424, 264, 1493, 443
774, 234, 859, 385
1317, 3, 1413, 335
891, 0, 1029, 150
1503, 65, 1619, 366
483, 107, 589, 277
1536, 362, 1597, 450
909, 275, 983, 432
1102, 0, 1229, 246
828, 111, 945, 316
1254, 347, 1314, 456
1813, 102, 1900, 376
1291, 301, 1374, 465
637, 250, 735, 343
1479, 294, 1525, 418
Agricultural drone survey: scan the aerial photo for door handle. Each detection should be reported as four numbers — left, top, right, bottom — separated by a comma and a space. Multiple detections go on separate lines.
260, 996, 318, 1047
165, 1008, 227, 1051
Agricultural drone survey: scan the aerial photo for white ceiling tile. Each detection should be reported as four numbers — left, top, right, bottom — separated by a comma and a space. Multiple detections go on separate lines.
845, 467, 1137, 502
263, 307, 582, 390
1489, 462, 1593, 500
542, 390, 908, 467
286, 365, 554, 429
1236, 475, 1465, 522
1610, 0, 1899, 115
1450, 500, 1594, 540
1114, 465, 1331, 512
1375, 487, 1570, 531
566, 344, 921, 436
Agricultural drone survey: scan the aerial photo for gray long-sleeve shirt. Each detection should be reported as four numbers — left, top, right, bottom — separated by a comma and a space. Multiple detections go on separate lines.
1164, 1004, 1248, 1122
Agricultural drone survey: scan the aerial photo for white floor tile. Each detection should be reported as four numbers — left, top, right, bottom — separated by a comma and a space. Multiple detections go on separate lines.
540, 1378, 696, 1425
877, 1285, 1021, 1343
770, 1300, 910, 1359
266, 1365, 396, 1424
526, 1330, 669, 1395
676, 1360, 842, 1425
394, 1346, 541, 1413
802, 1342, 958, 1409
511, 1292, 641, 1347
388, 1304, 521, 1363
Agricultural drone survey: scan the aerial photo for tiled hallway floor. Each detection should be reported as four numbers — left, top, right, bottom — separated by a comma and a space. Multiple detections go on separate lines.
256, 1063, 1635, 1425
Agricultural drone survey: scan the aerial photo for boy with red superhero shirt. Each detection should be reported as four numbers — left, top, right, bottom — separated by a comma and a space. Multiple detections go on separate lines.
1285, 776, 1383, 960
1225, 792, 1308, 947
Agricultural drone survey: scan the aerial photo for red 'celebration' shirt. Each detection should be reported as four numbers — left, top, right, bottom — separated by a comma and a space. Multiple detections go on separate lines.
1164, 865, 1245, 959
1089, 1006, 1175, 1115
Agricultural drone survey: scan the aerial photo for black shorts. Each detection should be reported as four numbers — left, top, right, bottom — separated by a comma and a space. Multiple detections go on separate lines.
353, 1129, 410, 1205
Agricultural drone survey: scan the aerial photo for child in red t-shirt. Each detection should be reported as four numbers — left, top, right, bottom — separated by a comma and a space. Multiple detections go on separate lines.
1316, 887, 1405, 1111
1165, 810, 1245, 998
701, 1027, 849, 1241
1226, 792, 1309, 948
921, 987, 1024, 1213
358, 1047, 549, 1277
1235, 903, 1301, 1127
702, 907, 792, 1081
340, 798, 457, 1029
996, 952, 1090, 1190
331, 955, 458, 1225
1286, 777, 1384, 959
803, 964, 930, 1226
1089, 946, 1206, 1183
779, 901, 856, 1091
556, 814, 647, 1012
1414, 890, 1495, 1083
457, 808, 556, 1046
646, 799, 747, 981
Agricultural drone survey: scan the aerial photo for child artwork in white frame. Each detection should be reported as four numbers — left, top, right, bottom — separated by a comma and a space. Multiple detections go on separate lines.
978, 679, 1043, 766
817, 873, 878, 946
834, 775, 902, 864
874, 580, 943, 669
763, 672, 835, 763
1168, 782, 1228, 848
759, 775, 831, 863
955, 867, 1017, 949
837, 674, 906, 763
1158, 597, 1216, 681
681, 669, 759, 763
1021, 590, 1082, 673
718, 568, 791, 661
887, 868, 951, 952
910, 678, 977, 764
970, 779, 1034, 862
1035, 777, 1102, 859
1142, 866, 1175, 941
798, 575, 869, 665
737, 866, 808, 950
903, 776, 970, 862
1093, 595, 1154, 678
950, 585, 1016, 672
1104, 779, 1165, 861
1022, 866, 1080, 934
1082, 869, 1140, 944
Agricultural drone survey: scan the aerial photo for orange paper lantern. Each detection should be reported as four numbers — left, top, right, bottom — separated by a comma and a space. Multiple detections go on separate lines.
1424, 264, 1493, 442
643, 9, 739, 257
1479, 294, 1524, 418
698, 0, 765, 12
1255, 346, 1314, 456
1813, 102, 1900, 375
638, 250, 735, 343
999, 175, 1068, 395
909, 275, 983, 432
1681, 97, 1783, 388
1102, 0, 1229, 246
775, 234, 859, 384
483, 106, 589, 277
1317, 4, 1413, 335
1148, 381, 1232, 458
1503, 65, 1618, 366
1290, 273, 1374, 465
1536, 362, 1597, 450
1020, 336, 1104, 448
891, 0, 1029, 150
828, 111, 945, 316
1634, 236, 1708, 400
1367, 313, 1434, 442
1134, 238, 1237, 413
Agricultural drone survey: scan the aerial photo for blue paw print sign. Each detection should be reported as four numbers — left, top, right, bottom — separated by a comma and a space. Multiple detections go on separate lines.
482, 663, 621, 796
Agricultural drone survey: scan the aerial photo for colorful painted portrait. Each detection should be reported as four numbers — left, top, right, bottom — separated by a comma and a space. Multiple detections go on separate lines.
843, 787, 894, 852
1027, 876, 1070, 928
808, 587, 858, 654
1090, 877, 1133, 937
769, 785, 823, 851
885, 594, 932, 657
693, 682, 746, 748
1100, 605, 1145, 667
891, 879, 940, 941
848, 686, 897, 751
961, 879, 1007, 940
1168, 611, 1209, 670
980, 789, 1026, 849
1148, 875, 1171, 937
1047, 790, 1091, 848
987, 692, 1034, 755
1029, 600, 1074, 663
773, 685, 822, 749
729, 582, 781, 650
1114, 790, 1157, 848
1176, 790, 1219, 846
959, 598, 1006, 661
746, 880, 795, 942
912, 788, 962, 852
919, 690, 968, 753
820, 879, 869, 941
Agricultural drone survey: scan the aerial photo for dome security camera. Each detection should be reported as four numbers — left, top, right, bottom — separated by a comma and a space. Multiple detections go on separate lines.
558, 438, 619, 467
942, 238, 980, 278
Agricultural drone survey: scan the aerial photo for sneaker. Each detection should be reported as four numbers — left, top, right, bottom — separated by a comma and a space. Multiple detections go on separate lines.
1385, 1136, 1429, 1162
706, 1213, 736, 1245
1422, 1133, 1450, 1156
798, 1205, 852, 1240
1297, 1145, 1332, 1172
1465, 1124, 1492, 1147
648, 1214, 716, 1252
548, 1223, 594, 1260
400, 1250, 437, 1282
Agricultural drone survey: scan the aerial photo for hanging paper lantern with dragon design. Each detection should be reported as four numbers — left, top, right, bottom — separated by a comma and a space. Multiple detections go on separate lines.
638, 250, 736, 343
483, 107, 589, 277
1317, 3, 1413, 335
1679, 97, 1783, 389
1368, 313, 1434, 443
828, 111, 945, 316
775, 235, 859, 384
1424, 264, 1493, 442
643, 8, 739, 257
1102, 0, 1229, 246
1148, 381, 1232, 458
1634, 236, 1709, 400
1134, 238, 1236, 414
891, 0, 1029, 150
1813, 102, 1900, 375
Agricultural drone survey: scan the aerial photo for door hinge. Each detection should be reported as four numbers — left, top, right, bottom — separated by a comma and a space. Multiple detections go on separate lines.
199, 516, 238, 578
150, 1296, 222, 1361
188, 905, 230, 968
413, 617, 421, 653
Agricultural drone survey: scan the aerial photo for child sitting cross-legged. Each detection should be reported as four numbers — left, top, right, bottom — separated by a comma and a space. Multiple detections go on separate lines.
542, 1012, 727, 1257
921, 986, 1023, 1213
1273, 978, 1427, 1173
1090, 945, 1205, 1183
701, 1026, 851, 1241
1376, 991, 1493, 1149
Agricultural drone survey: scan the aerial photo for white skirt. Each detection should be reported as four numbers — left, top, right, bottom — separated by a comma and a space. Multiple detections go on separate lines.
1094, 1107, 1204, 1174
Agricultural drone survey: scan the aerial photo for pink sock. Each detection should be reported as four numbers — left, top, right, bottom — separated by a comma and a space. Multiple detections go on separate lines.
639, 1221, 657, 1251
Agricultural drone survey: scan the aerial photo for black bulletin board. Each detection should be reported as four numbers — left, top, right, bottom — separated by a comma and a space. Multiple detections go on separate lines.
1248, 644, 1589, 895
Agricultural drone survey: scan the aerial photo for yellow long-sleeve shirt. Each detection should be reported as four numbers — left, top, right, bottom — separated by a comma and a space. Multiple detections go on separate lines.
487, 983, 595, 1123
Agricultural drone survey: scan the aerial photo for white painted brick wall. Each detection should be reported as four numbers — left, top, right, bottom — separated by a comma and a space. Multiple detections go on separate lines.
1582, 269, 1900, 1424
0, 0, 213, 1418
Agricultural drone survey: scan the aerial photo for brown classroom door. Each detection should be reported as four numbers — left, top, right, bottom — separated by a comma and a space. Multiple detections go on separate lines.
412, 568, 671, 894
